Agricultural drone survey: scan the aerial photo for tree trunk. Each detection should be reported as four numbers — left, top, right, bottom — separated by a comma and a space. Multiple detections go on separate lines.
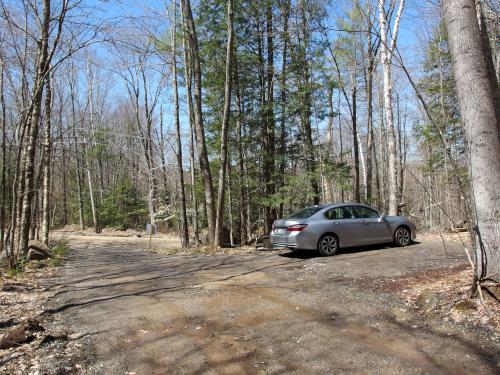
181, 12, 200, 246
351, 78, 360, 202
299, 0, 319, 205
278, 0, 291, 217
85, 64, 100, 234
41, 74, 52, 245
172, 3, 189, 248
338, 109, 345, 202
377, 0, 405, 216
326, 82, 335, 203
234, 53, 247, 245
158, 108, 169, 195
58, 92, 68, 227
83, 141, 99, 233
215, 0, 235, 247
443, 0, 500, 283
181, 0, 216, 244
365, 36, 375, 204
18, 0, 52, 257
260, 0, 276, 233
226, 160, 234, 246
70, 73, 85, 231
0, 60, 6, 255
475, 1, 500, 121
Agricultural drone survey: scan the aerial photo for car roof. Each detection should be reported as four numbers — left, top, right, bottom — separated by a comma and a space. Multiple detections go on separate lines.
323, 203, 376, 209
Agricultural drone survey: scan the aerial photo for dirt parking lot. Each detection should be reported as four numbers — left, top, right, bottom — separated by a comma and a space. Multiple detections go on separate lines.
43, 235, 499, 374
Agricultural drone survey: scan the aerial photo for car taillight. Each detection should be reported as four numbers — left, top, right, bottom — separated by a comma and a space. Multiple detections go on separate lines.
287, 224, 308, 232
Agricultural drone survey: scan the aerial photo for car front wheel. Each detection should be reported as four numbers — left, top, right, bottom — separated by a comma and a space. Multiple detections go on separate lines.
318, 234, 339, 256
394, 226, 411, 247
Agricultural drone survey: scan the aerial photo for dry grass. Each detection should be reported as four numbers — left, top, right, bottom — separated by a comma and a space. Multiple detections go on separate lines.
399, 267, 500, 333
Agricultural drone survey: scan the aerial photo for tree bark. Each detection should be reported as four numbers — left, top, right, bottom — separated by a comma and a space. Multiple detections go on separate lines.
443, 0, 500, 283
181, 28, 200, 245
83, 140, 99, 233
58, 89, 68, 227
377, 0, 405, 215
18, 0, 52, 256
261, 0, 277, 232
351, 77, 360, 202
215, 0, 235, 247
233, 53, 247, 245
172, 3, 189, 248
326, 82, 334, 202
226, 160, 234, 246
0, 60, 6, 255
365, 7, 377, 204
299, 0, 319, 205
278, 0, 291, 216
85, 62, 100, 234
69, 68, 85, 231
41, 73, 52, 245
158, 108, 169, 195
181, 0, 216, 244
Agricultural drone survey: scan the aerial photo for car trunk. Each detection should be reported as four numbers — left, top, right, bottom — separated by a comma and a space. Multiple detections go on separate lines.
271, 219, 308, 247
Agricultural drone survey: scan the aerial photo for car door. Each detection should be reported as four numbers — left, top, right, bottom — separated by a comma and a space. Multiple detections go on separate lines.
323, 206, 360, 247
350, 205, 392, 244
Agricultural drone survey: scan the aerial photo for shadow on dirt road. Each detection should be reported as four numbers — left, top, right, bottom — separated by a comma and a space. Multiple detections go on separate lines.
45, 238, 499, 374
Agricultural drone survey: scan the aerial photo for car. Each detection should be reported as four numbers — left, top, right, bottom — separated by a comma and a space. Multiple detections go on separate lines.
270, 203, 416, 256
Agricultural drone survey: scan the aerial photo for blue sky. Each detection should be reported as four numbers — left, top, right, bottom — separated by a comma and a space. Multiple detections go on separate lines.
80, 0, 442, 163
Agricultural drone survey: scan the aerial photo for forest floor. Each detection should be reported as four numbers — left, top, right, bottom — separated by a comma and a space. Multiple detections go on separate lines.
1, 231, 499, 374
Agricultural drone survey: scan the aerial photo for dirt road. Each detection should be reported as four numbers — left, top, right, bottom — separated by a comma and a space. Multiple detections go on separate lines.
46, 237, 499, 374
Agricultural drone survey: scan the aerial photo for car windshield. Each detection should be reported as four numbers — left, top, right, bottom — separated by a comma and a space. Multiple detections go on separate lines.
287, 206, 324, 219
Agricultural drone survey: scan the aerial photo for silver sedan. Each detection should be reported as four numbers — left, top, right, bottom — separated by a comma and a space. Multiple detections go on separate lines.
270, 203, 416, 256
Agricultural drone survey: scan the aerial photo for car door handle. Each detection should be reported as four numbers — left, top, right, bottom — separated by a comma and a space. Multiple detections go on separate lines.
333, 222, 340, 225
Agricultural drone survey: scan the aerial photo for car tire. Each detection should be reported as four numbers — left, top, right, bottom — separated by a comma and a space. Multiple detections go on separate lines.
394, 226, 411, 247
318, 234, 339, 256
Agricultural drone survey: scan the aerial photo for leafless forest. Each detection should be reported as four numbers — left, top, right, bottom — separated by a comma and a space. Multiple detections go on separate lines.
0, 0, 499, 282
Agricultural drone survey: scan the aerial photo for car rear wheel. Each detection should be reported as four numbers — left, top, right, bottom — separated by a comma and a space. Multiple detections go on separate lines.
318, 234, 339, 256
394, 226, 411, 247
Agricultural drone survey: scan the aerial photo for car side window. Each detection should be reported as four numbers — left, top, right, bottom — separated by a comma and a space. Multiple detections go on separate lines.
351, 206, 380, 219
325, 206, 353, 220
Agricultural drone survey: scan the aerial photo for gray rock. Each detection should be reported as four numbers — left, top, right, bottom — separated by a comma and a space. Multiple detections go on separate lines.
27, 248, 51, 260
416, 292, 440, 310
27, 241, 52, 260
28, 240, 51, 253
199, 234, 209, 246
